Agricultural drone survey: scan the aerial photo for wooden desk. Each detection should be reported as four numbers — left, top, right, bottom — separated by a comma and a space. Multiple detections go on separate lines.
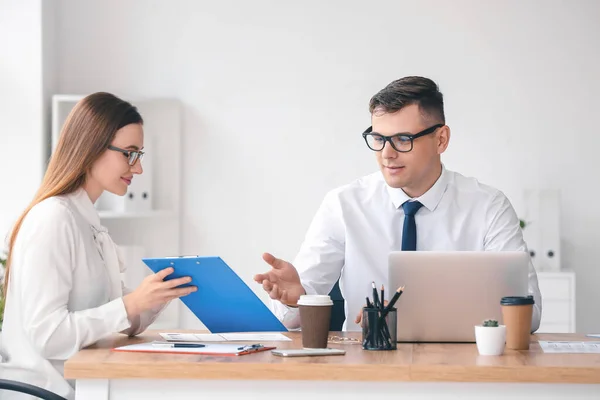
64, 331, 600, 400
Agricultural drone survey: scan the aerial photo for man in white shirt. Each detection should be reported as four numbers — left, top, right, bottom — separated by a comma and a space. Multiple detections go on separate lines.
254, 76, 542, 333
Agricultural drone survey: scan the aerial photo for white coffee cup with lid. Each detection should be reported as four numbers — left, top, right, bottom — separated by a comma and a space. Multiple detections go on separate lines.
297, 294, 333, 306
297, 294, 333, 348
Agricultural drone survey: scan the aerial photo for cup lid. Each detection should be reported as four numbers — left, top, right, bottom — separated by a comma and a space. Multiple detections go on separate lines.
500, 295, 535, 306
297, 294, 333, 306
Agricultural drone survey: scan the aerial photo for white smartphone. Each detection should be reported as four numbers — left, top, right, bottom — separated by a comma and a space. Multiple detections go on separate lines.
271, 348, 346, 357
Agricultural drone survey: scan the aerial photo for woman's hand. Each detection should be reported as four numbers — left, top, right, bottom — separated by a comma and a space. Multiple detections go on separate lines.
123, 267, 196, 318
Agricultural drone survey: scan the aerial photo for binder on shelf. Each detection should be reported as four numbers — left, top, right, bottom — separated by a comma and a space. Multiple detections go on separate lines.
128, 134, 153, 212
522, 189, 561, 272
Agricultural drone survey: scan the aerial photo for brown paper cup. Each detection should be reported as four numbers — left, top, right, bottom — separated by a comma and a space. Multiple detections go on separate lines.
298, 295, 333, 349
501, 296, 534, 350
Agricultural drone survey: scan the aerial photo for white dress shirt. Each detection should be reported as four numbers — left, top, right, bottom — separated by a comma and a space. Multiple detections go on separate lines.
272, 165, 542, 333
0, 188, 164, 399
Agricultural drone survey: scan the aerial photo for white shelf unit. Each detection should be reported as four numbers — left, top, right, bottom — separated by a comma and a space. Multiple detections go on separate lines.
536, 270, 576, 333
51, 95, 84, 155
51, 94, 183, 330
98, 210, 177, 219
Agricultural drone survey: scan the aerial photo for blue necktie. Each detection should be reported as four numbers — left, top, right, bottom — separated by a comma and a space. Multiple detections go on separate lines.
402, 201, 423, 251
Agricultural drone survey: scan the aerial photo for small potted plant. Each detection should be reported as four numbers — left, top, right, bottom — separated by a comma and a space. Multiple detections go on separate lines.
475, 319, 506, 356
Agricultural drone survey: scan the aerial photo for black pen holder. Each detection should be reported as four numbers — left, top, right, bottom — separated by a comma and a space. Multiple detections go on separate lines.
362, 307, 397, 350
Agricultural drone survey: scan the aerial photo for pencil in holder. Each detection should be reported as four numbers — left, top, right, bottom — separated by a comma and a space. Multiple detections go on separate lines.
361, 307, 397, 350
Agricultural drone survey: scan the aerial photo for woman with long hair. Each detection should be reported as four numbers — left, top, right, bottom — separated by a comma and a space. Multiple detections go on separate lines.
0, 92, 196, 399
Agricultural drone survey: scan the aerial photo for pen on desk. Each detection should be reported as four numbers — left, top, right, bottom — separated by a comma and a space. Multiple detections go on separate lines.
152, 342, 206, 348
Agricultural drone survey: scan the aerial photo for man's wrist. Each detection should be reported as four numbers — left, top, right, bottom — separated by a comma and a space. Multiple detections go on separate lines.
287, 286, 307, 308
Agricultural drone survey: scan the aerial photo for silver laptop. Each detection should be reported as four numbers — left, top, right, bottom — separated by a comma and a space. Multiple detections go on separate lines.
388, 251, 529, 343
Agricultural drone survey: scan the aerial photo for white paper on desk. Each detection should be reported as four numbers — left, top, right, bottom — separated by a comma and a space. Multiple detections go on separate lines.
160, 333, 225, 342
160, 332, 291, 342
220, 333, 291, 341
114, 341, 253, 355
586, 334, 600, 338
539, 341, 600, 353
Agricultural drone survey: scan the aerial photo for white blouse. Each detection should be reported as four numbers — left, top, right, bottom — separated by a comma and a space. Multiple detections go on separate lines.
0, 188, 163, 399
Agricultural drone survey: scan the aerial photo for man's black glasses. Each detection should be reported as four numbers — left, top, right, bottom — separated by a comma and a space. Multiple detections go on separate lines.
362, 124, 444, 152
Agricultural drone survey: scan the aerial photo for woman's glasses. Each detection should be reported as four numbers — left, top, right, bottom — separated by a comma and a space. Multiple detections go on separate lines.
107, 145, 144, 166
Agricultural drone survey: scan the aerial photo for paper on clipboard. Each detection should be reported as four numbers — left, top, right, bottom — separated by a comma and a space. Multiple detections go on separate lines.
113, 341, 276, 356
160, 332, 292, 342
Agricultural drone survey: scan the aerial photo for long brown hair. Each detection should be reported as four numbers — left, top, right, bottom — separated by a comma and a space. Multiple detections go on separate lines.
3, 92, 143, 296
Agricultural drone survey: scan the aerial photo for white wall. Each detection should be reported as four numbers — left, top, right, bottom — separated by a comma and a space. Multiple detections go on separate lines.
0, 0, 49, 247
55, 0, 600, 332
42, 0, 59, 165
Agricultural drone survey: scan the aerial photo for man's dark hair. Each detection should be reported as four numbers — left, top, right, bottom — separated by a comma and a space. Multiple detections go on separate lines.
369, 76, 445, 124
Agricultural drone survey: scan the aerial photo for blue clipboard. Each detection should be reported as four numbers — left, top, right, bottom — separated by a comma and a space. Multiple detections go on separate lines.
141, 256, 288, 333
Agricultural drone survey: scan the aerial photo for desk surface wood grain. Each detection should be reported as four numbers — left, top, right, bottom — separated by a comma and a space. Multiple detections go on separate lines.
63, 331, 600, 383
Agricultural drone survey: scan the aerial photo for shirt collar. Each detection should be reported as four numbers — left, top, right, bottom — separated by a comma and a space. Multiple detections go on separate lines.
386, 164, 449, 212
67, 187, 102, 228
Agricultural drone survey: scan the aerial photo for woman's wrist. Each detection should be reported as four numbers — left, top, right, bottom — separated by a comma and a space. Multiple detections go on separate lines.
123, 293, 141, 319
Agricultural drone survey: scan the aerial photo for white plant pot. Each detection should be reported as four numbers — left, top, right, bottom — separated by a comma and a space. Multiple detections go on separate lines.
475, 325, 506, 356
